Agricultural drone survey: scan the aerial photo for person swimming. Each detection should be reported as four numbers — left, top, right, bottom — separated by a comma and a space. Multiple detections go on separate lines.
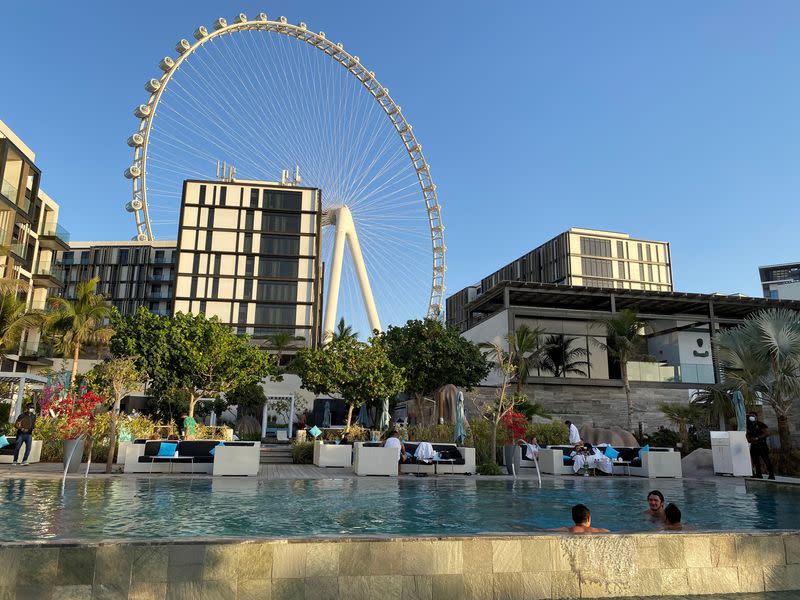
663, 503, 683, 531
553, 504, 609, 534
642, 490, 666, 521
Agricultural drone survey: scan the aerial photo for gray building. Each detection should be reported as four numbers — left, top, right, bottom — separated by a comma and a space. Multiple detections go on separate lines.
759, 262, 800, 301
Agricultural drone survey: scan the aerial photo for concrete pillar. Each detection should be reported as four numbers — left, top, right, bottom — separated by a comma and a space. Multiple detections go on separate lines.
261, 401, 269, 439
288, 396, 295, 439
11, 376, 26, 423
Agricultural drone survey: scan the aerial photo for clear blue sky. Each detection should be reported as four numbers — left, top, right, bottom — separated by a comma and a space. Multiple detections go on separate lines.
3, 1, 799, 299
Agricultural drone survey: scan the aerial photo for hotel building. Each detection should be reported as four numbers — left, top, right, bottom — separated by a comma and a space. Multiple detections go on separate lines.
446, 228, 672, 332
759, 262, 800, 301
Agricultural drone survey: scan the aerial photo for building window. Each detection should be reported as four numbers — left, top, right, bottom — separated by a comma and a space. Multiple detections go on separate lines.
637, 243, 643, 261
219, 187, 227, 206
256, 281, 297, 302
207, 207, 215, 229
245, 256, 254, 276
243, 233, 253, 254
579, 237, 611, 257
262, 214, 300, 233
261, 235, 300, 256
264, 191, 302, 211
255, 304, 296, 326
648, 264, 653, 282
199, 301, 207, 315
190, 277, 198, 298
250, 189, 260, 207
198, 185, 207, 204
646, 245, 652, 262
243, 279, 253, 299
581, 257, 612, 278
245, 210, 255, 230
238, 303, 248, 324
617, 261, 626, 279
770, 290, 779, 299
259, 259, 299, 278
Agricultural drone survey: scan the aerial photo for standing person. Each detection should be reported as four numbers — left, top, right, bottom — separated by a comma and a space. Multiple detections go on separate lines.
182, 412, 197, 440
176, 414, 186, 439
642, 490, 666, 521
746, 412, 775, 480
12, 403, 37, 466
565, 420, 581, 445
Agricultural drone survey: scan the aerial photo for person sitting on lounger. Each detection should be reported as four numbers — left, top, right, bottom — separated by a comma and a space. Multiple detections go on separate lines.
663, 503, 683, 531
553, 504, 609, 534
382, 430, 407, 473
642, 490, 666, 521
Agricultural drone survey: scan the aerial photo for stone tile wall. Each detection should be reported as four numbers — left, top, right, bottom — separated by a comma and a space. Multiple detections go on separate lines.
0, 532, 798, 599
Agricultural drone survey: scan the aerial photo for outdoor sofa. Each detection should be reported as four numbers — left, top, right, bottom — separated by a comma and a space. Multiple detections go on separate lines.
123, 440, 260, 476
0, 437, 42, 463
400, 442, 475, 475
313, 440, 353, 467
536, 445, 682, 478
353, 442, 400, 476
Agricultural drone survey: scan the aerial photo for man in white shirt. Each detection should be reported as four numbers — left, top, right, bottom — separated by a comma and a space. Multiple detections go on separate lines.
382, 430, 407, 474
565, 420, 581, 445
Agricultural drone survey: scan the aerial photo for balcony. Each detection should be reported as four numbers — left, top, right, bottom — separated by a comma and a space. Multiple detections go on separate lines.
32, 263, 66, 288
0, 178, 32, 217
39, 223, 71, 251
151, 255, 174, 265
17, 341, 54, 367
628, 361, 715, 385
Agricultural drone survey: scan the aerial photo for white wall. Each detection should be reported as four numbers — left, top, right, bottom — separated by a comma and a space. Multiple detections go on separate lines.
462, 310, 509, 386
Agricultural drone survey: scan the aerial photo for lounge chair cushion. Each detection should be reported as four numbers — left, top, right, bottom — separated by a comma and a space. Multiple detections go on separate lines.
157, 442, 178, 457
0, 436, 8, 449
638, 445, 650, 460
210, 442, 225, 456
604, 445, 620, 459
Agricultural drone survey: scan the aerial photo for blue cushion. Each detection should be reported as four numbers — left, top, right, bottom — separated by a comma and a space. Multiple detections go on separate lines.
209, 442, 225, 456
157, 442, 178, 457
309, 426, 322, 438
0, 435, 8, 449
638, 444, 650, 460
604, 445, 620, 459
562, 454, 569, 462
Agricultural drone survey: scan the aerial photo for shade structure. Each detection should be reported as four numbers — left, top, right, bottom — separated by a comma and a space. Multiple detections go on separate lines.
379, 398, 391, 431
356, 403, 370, 427
454, 391, 466, 445
322, 401, 332, 428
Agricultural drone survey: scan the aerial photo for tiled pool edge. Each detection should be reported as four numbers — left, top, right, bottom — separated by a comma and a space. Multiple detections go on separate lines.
0, 531, 798, 599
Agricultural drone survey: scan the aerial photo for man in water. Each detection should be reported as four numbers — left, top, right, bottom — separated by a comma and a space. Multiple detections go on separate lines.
554, 504, 609, 533
663, 503, 683, 531
746, 412, 775, 480
642, 490, 665, 521
565, 420, 581, 445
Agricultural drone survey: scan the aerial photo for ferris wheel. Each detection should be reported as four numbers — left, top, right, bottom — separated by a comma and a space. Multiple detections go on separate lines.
123, 12, 445, 339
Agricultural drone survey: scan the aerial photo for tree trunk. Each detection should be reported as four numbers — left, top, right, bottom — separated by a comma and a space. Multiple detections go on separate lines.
188, 393, 196, 418
105, 395, 121, 474
346, 404, 354, 429
621, 361, 633, 431
776, 412, 792, 472
70, 343, 81, 398
490, 420, 498, 465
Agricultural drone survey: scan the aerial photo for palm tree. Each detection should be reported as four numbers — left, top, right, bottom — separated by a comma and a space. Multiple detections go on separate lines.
691, 383, 736, 431
540, 335, 590, 378
595, 309, 649, 431
266, 331, 295, 369
0, 292, 41, 360
715, 308, 800, 466
47, 277, 115, 395
331, 317, 358, 342
658, 402, 702, 450
506, 324, 546, 396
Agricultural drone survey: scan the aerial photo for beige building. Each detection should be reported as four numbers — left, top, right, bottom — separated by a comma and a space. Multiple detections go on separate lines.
447, 228, 672, 331
0, 120, 70, 368
174, 179, 324, 348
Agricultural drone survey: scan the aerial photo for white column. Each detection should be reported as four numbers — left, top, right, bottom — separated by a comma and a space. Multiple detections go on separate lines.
11, 376, 26, 423
261, 402, 269, 440
287, 396, 295, 439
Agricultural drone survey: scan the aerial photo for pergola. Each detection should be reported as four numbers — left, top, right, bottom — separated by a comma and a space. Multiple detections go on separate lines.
1, 372, 49, 423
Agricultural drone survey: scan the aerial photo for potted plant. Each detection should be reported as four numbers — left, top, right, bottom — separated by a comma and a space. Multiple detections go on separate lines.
501, 411, 527, 475
42, 388, 104, 473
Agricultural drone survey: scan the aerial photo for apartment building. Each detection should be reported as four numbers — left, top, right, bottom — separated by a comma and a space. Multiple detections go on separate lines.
446, 228, 672, 331
0, 120, 70, 368
759, 262, 800, 301
59, 241, 177, 317
173, 179, 324, 348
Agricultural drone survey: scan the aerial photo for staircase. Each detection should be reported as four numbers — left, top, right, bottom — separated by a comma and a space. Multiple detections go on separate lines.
260, 444, 294, 464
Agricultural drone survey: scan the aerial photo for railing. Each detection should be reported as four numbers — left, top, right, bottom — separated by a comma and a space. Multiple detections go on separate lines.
18, 341, 54, 356
41, 223, 71, 244
34, 263, 66, 285
0, 179, 31, 212
10, 242, 27, 259
628, 361, 715, 384
152, 256, 174, 264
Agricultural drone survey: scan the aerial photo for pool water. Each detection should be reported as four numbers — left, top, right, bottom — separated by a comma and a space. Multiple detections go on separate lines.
0, 476, 795, 541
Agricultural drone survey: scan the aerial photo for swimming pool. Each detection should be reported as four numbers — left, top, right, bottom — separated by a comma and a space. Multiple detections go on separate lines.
0, 476, 795, 541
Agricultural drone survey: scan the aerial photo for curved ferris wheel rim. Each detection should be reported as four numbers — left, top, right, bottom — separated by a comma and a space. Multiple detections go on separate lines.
124, 12, 446, 319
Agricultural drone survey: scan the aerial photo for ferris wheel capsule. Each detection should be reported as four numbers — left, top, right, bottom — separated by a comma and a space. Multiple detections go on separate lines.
336, 42, 344, 50
159, 57, 175, 72
279, 16, 287, 24
318, 32, 326, 39
134, 104, 151, 119
145, 79, 161, 93
124, 165, 141, 179
193, 26, 208, 40
127, 133, 145, 147
175, 39, 191, 54
125, 199, 144, 212
136, 232, 149, 242
353, 56, 360, 63
298, 22, 307, 30
212, 18, 227, 31
234, 13, 247, 24
257, 13, 268, 21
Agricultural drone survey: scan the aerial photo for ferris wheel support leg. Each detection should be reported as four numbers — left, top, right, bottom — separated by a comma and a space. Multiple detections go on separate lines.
321, 206, 382, 342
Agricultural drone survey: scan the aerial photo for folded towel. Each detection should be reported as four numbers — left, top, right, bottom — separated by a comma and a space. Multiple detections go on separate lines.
414, 441, 435, 461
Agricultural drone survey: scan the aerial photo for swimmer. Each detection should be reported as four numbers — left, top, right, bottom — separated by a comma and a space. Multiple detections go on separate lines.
642, 490, 666, 521
663, 503, 683, 531
553, 504, 609, 534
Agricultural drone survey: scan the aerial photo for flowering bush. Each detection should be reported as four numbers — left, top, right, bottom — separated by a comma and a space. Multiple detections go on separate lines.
41, 390, 105, 440
500, 411, 528, 444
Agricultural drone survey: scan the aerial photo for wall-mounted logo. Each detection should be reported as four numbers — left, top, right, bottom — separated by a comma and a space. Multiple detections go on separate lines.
693, 337, 709, 358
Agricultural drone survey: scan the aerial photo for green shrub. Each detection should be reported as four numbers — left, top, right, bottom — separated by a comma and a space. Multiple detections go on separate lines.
292, 441, 315, 464
526, 422, 568, 446
477, 462, 503, 476
647, 428, 681, 449
407, 423, 456, 444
